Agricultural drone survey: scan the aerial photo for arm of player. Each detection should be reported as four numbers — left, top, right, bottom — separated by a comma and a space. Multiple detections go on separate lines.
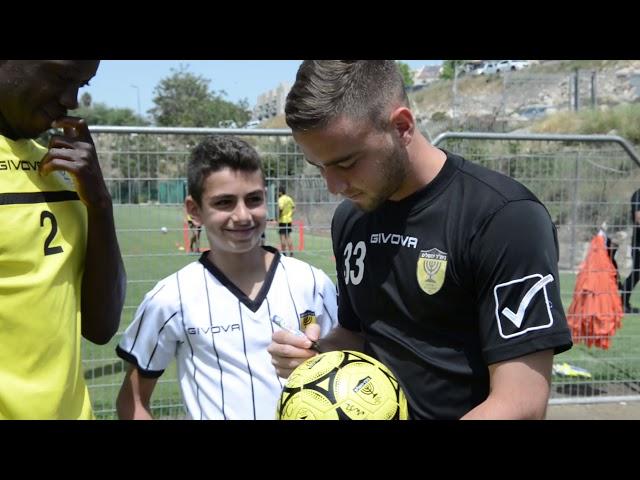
116, 364, 158, 420
268, 324, 364, 378
460, 349, 553, 420
40, 116, 126, 344
315, 325, 363, 354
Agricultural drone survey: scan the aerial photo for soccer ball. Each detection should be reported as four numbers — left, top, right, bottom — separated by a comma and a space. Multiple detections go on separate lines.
276, 350, 408, 420
160, 227, 168, 234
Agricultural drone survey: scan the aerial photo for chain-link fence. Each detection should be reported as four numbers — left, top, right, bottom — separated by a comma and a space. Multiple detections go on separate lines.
433, 132, 640, 405
84, 127, 640, 417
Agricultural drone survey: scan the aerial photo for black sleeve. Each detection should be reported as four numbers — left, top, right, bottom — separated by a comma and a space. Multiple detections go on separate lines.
470, 200, 573, 365
331, 201, 362, 332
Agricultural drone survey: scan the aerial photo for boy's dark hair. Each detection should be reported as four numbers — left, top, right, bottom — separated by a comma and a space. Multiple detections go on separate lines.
188, 135, 264, 205
278, 185, 286, 195
285, 60, 409, 132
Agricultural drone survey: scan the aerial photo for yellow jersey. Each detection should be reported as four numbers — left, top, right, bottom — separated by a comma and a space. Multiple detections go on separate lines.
278, 194, 295, 224
0, 135, 93, 419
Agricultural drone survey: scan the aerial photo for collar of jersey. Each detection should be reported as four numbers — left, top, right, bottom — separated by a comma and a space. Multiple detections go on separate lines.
0, 134, 43, 158
378, 149, 462, 214
198, 246, 281, 313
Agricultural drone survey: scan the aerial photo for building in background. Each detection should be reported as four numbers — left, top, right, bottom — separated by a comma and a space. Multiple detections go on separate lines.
253, 82, 290, 122
412, 65, 441, 86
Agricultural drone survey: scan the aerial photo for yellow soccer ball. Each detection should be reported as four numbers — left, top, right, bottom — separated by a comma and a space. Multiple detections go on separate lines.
276, 350, 408, 420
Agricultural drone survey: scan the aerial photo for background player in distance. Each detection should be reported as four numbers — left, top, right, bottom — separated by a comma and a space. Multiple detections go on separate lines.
277, 185, 295, 256
186, 213, 202, 252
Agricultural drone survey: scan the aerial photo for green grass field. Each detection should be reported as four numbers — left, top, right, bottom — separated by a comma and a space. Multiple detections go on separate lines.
554, 271, 640, 396
84, 205, 640, 418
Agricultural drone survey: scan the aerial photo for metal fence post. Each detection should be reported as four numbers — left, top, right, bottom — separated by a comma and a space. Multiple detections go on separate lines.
452, 62, 458, 119
574, 69, 580, 111
501, 70, 507, 119
569, 154, 580, 270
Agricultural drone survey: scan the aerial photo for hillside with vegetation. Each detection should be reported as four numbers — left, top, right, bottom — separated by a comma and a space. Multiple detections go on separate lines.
410, 60, 640, 144
530, 103, 640, 145
250, 61, 640, 147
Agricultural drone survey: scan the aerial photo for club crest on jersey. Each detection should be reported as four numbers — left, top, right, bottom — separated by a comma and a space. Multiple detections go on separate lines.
417, 248, 448, 295
299, 310, 317, 328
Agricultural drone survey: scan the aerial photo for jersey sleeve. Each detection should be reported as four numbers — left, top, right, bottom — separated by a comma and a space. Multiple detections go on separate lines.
312, 268, 339, 336
471, 200, 573, 365
115, 278, 183, 378
336, 263, 362, 332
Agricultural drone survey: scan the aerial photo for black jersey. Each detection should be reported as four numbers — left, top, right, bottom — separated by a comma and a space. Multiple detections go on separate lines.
630, 189, 640, 247
332, 150, 572, 419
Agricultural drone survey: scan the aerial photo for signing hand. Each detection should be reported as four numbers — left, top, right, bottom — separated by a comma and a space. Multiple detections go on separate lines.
267, 323, 321, 378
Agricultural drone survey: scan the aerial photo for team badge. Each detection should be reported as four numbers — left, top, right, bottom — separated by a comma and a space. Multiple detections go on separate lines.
416, 248, 448, 295
299, 310, 317, 328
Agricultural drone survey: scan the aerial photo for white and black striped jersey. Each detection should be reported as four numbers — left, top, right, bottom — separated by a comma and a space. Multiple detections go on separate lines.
116, 246, 337, 420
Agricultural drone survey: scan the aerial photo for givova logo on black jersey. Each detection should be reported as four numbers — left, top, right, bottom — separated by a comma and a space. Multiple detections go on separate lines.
299, 310, 317, 328
493, 274, 555, 339
416, 249, 448, 295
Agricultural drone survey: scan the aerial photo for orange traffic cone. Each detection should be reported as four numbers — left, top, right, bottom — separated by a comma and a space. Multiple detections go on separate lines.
567, 233, 624, 349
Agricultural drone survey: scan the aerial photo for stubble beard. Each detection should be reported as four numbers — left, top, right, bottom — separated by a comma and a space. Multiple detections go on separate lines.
356, 145, 409, 213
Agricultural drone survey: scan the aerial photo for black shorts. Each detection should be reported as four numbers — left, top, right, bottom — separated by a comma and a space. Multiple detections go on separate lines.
278, 222, 292, 235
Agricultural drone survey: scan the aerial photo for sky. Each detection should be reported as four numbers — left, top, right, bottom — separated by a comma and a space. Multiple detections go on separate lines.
83, 60, 442, 118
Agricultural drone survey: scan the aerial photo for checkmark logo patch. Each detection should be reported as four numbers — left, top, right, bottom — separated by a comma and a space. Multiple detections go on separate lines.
494, 274, 555, 339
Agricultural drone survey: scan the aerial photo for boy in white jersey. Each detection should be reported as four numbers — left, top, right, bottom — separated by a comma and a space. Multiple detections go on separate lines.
116, 135, 337, 419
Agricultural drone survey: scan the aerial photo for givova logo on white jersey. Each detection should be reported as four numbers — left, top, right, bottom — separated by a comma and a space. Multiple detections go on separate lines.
370, 233, 418, 248
493, 273, 555, 339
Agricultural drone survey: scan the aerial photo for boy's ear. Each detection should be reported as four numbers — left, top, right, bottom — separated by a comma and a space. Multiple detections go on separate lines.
185, 195, 202, 225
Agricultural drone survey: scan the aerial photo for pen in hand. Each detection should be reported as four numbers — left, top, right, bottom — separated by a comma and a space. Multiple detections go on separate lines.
271, 315, 323, 353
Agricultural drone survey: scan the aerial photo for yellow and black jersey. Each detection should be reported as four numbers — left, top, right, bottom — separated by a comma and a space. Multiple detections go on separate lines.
0, 135, 92, 419
278, 194, 295, 224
